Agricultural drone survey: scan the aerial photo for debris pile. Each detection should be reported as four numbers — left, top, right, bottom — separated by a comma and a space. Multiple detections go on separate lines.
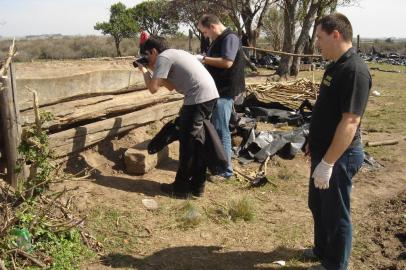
232, 79, 319, 164
246, 78, 319, 109
361, 52, 406, 66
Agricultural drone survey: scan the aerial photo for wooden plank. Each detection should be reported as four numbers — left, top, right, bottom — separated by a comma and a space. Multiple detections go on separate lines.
20, 89, 183, 131
49, 100, 183, 157
366, 139, 399, 147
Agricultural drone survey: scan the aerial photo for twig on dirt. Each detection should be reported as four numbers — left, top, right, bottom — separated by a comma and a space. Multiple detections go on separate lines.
0, 258, 8, 270
40, 192, 72, 220
65, 195, 75, 210
79, 231, 103, 252
73, 162, 107, 178
233, 168, 254, 182
10, 255, 16, 270
53, 216, 86, 233
13, 249, 46, 268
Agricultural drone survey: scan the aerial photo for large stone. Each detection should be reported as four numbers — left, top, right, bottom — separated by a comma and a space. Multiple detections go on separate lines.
124, 147, 157, 175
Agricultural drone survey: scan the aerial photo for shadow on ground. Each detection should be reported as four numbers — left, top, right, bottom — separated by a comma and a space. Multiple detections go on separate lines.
100, 246, 312, 270
92, 172, 162, 197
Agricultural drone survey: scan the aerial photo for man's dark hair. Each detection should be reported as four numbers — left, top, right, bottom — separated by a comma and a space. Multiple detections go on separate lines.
199, 14, 221, 28
316, 13, 353, 42
140, 36, 168, 55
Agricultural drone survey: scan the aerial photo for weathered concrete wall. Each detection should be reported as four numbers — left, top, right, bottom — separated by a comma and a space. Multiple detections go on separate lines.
17, 69, 145, 110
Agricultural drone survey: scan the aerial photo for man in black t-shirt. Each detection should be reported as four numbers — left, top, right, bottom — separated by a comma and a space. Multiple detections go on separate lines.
305, 14, 371, 270
197, 14, 246, 179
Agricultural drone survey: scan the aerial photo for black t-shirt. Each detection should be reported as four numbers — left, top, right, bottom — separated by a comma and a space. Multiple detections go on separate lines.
206, 28, 246, 98
309, 47, 372, 158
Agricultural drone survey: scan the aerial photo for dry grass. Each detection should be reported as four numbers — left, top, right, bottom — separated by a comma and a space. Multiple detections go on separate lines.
177, 200, 203, 228
0, 35, 201, 62
227, 197, 255, 222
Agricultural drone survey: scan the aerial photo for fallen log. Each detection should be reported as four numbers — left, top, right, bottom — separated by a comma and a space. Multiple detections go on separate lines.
49, 100, 183, 157
366, 139, 399, 147
20, 89, 183, 131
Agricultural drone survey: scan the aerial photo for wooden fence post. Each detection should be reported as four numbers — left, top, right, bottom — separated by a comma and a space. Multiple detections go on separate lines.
0, 62, 24, 187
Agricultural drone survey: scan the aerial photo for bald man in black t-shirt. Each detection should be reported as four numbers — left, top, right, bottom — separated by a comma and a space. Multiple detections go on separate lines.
304, 14, 371, 270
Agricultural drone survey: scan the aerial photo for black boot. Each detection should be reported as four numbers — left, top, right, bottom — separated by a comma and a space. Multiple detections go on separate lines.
190, 181, 205, 197
160, 182, 190, 199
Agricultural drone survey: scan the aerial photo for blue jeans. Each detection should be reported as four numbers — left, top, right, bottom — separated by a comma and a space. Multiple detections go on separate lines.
211, 97, 234, 177
309, 146, 364, 270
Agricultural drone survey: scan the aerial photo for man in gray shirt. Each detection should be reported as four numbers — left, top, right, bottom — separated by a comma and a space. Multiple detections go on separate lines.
136, 37, 219, 198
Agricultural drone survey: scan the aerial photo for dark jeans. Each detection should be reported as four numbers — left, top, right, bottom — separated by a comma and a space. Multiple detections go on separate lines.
309, 146, 364, 270
174, 99, 217, 192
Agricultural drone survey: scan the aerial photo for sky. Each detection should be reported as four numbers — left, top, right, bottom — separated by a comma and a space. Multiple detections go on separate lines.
0, 0, 405, 38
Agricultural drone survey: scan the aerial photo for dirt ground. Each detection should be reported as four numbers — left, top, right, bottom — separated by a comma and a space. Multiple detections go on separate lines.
38, 65, 406, 270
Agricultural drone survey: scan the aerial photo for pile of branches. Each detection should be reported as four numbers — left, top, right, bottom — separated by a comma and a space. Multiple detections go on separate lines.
0, 183, 102, 269
246, 78, 320, 109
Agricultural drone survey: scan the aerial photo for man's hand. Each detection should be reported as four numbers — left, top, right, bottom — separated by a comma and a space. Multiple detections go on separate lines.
195, 54, 205, 63
135, 61, 148, 72
312, 159, 334, 189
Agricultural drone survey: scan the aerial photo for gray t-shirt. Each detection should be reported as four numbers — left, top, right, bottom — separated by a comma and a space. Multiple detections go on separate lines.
152, 49, 219, 105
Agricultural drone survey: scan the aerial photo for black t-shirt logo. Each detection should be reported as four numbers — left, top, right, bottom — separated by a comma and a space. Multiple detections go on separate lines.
322, 75, 332, 87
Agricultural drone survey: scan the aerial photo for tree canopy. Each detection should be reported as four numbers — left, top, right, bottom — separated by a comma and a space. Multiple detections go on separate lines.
131, 0, 179, 36
94, 2, 138, 56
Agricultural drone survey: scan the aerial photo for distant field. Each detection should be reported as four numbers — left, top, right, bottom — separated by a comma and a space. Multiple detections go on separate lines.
0, 35, 201, 62
1, 35, 405, 62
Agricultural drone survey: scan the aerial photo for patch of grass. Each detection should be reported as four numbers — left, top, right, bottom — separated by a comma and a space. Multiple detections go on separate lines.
206, 208, 231, 224
277, 168, 296, 181
40, 230, 95, 270
227, 197, 255, 222
87, 207, 146, 253
274, 222, 310, 247
177, 201, 202, 229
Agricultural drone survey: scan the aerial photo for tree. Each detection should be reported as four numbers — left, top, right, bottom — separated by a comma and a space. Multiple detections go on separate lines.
290, 0, 329, 76
174, 0, 220, 40
263, 6, 284, 51
276, 0, 298, 79
212, 0, 275, 48
94, 3, 138, 56
131, 0, 179, 36
276, 0, 355, 78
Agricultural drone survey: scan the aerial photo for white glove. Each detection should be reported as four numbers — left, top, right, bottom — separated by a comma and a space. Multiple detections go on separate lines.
312, 159, 334, 189
195, 54, 205, 62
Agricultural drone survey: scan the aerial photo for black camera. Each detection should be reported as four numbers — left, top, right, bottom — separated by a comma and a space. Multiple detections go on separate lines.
132, 56, 149, 68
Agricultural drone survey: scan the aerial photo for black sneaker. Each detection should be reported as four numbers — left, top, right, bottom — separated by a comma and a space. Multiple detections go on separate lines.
160, 183, 190, 199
